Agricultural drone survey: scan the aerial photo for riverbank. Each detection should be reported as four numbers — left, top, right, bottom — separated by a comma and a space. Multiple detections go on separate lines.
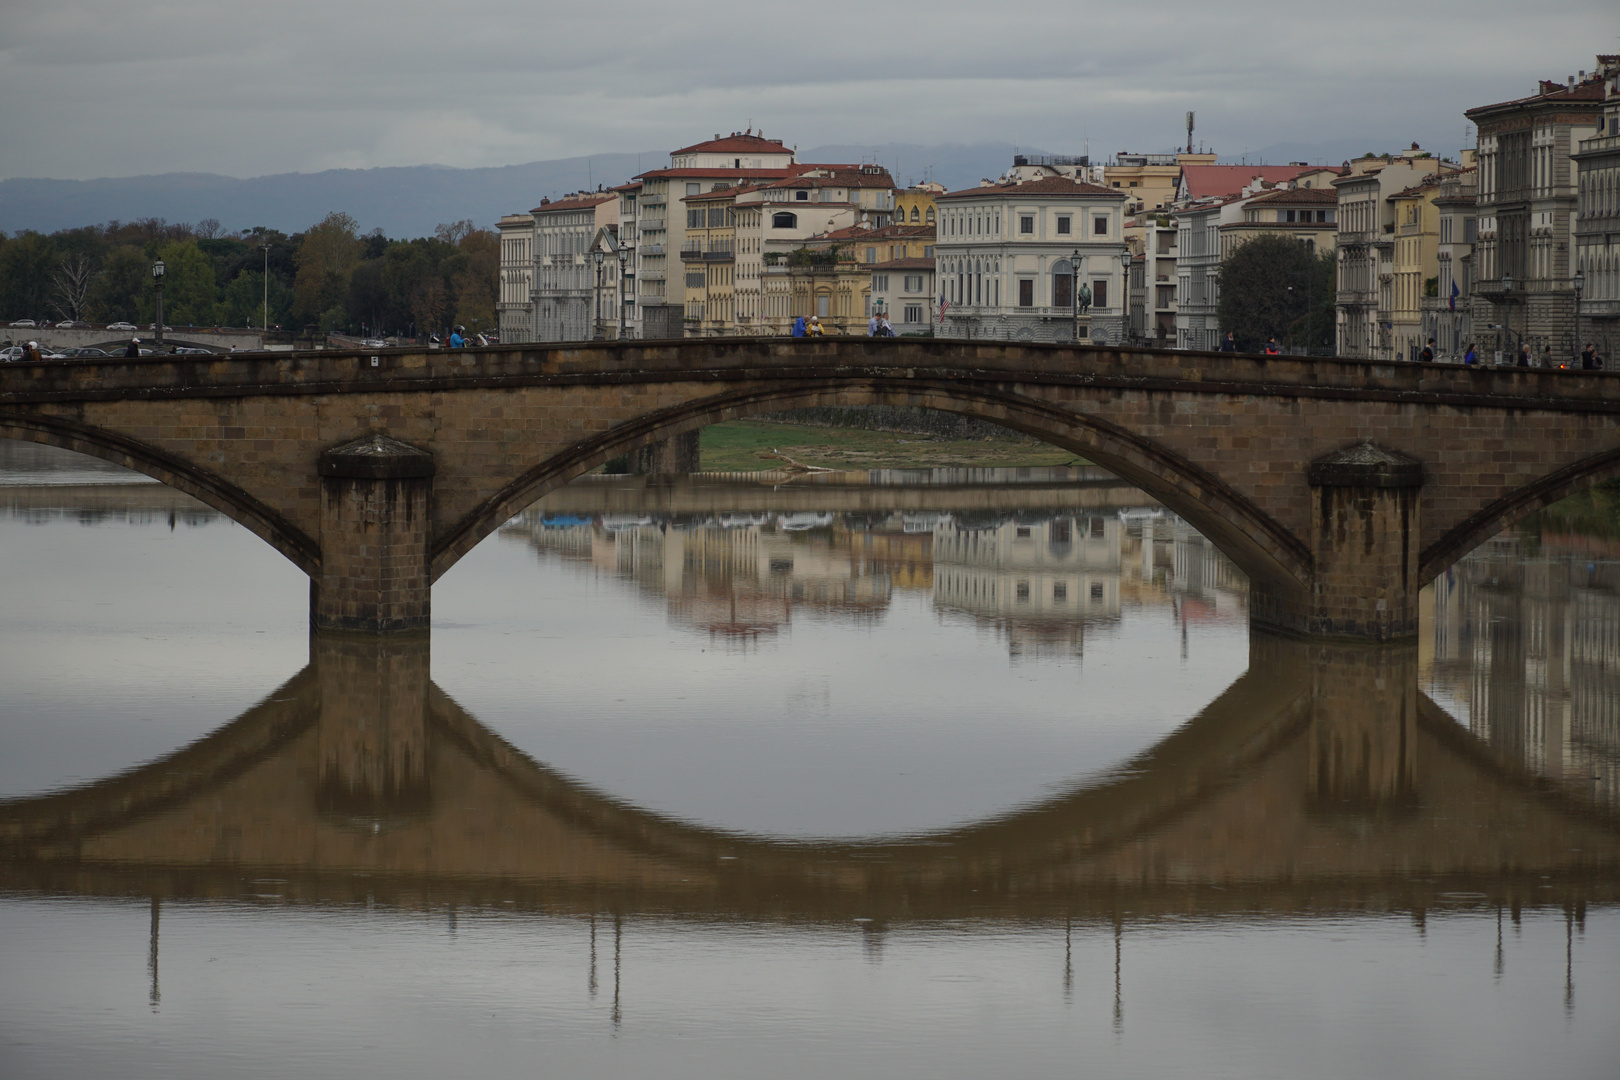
698, 420, 1082, 471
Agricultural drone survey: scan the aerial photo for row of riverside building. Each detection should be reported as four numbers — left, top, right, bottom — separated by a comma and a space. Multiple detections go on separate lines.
495, 55, 1620, 359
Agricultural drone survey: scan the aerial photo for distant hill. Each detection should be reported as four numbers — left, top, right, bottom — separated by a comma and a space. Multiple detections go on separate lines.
0, 143, 1054, 239
0, 154, 657, 238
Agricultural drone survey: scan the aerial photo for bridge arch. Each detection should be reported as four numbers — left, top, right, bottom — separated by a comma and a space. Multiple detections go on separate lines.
429, 378, 1313, 601
1421, 444, 1620, 581
0, 415, 320, 577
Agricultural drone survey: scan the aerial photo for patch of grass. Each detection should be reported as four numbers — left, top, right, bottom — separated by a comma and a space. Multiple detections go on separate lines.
699, 420, 1083, 471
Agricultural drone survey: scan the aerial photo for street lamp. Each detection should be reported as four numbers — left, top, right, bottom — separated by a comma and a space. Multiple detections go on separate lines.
592, 247, 607, 340
1574, 268, 1586, 355
616, 242, 630, 340
1070, 248, 1084, 342
150, 259, 166, 348
260, 243, 271, 333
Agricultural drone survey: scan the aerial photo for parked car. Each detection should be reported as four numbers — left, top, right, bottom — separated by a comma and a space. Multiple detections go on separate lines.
0, 345, 24, 362
60, 347, 110, 358
107, 321, 137, 331
147, 323, 172, 331
361, 338, 387, 348
172, 346, 214, 355
55, 320, 88, 328
9, 319, 36, 328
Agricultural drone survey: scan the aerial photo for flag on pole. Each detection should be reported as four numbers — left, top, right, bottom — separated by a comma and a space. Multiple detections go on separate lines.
938, 298, 950, 324
1449, 280, 1459, 312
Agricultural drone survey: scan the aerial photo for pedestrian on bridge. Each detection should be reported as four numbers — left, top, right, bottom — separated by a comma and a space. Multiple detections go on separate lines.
1464, 342, 1477, 365
1419, 338, 1435, 363
1219, 331, 1236, 352
1582, 343, 1602, 371
791, 316, 807, 337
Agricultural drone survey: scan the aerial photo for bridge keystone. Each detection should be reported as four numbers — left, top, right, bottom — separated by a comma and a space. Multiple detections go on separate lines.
313, 434, 434, 635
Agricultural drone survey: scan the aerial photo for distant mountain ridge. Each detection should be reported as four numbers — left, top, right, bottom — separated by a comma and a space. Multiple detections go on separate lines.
0, 138, 1412, 239
0, 143, 1046, 238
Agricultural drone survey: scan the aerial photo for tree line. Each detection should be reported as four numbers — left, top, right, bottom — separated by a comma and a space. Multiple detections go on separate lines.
0, 213, 499, 339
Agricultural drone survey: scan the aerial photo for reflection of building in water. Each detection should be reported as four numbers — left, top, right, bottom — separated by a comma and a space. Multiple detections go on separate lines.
1426, 537, 1620, 807
501, 497, 1245, 659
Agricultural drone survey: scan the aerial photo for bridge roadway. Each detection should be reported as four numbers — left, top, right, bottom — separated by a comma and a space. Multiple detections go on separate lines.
6, 337, 1620, 639
1, 634, 1615, 921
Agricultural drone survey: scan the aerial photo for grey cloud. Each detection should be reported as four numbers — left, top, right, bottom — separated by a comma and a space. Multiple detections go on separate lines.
0, 0, 1610, 183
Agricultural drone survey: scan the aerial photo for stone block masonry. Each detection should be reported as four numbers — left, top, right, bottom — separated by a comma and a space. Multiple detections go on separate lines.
314, 434, 433, 634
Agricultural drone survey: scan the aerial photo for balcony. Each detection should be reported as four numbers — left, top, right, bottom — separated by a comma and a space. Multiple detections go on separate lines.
640, 218, 665, 231
704, 250, 734, 262
680, 249, 703, 262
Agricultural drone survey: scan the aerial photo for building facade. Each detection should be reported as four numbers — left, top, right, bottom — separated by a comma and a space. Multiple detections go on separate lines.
935, 176, 1129, 344
1428, 167, 1479, 359
1333, 151, 1453, 359
497, 213, 535, 343
528, 194, 618, 342
1574, 65, 1620, 360
1387, 179, 1444, 363
868, 257, 936, 334
1468, 65, 1610, 363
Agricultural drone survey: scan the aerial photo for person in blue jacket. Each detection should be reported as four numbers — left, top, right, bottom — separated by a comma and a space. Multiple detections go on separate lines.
791, 316, 807, 338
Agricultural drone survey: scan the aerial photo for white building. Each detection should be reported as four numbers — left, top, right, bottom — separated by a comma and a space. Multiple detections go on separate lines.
1574, 68, 1620, 359
934, 176, 1129, 344
868, 258, 936, 334
528, 193, 618, 342
497, 212, 535, 343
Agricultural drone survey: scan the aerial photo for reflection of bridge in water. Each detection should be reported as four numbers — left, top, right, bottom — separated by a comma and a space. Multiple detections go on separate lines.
3, 632, 1617, 923
504, 471, 1246, 655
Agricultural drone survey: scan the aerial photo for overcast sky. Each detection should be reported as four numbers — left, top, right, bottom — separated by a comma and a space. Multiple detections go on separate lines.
0, 0, 1612, 182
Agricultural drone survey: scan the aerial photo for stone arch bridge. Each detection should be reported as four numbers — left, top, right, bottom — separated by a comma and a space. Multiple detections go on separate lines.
5, 338, 1620, 639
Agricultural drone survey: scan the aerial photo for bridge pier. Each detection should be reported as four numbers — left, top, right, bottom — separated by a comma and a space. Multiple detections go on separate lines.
313, 434, 435, 634
1252, 443, 1424, 642
314, 632, 431, 818
630, 430, 701, 475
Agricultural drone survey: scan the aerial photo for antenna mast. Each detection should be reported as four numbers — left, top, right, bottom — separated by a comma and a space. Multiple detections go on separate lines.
1185, 112, 1195, 154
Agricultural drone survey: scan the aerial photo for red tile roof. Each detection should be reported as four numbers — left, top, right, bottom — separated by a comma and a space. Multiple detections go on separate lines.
529, 194, 617, 214
1179, 165, 1315, 200
671, 133, 794, 156
938, 176, 1124, 200
1468, 78, 1608, 118
1243, 187, 1339, 206
635, 167, 806, 183
814, 223, 935, 241
767, 167, 896, 190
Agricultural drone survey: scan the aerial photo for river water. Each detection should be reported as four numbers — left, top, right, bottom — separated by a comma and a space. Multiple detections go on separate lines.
1, 441, 1616, 1079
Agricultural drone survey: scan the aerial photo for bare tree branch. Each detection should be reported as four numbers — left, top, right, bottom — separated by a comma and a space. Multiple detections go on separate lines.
51, 254, 97, 323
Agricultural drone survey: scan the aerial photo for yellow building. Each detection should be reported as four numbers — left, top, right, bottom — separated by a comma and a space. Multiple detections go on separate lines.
1102, 151, 1216, 214
895, 182, 943, 228
1388, 179, 1443, 363
680, 187, 739, 335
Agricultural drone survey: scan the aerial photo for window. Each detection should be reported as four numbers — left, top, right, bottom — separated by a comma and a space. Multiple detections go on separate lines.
1092, 279, 1107, 308
1016, 581, 1030, 602
1018, 279, 1034, 307
686, 183, 700, 195
1053, 582, 1067, 602
910, 206, 920, 222
1020, 215, 1035, 234
687, 209, 704, 229
772, 212, 797, 229
1056, 215, 1071, 235
685, 272, 704, 288
1285, 210, 1297, 223
795, 190, 809, 201
904, 304, 923, 323
816, 295, 830, 317
1090, 582, 1104, 600
1053, 270, 1072, 309
866, 247, 877, 263
904, 274, 923, 292
925, 208, 935, 224
873, 274, 890, 291
1093, 215, 1108, 236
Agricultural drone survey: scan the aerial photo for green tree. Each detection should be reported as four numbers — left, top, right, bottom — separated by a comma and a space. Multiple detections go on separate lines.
0, 231, 63, 321
153, 238, 220, 325
292, 212, 361, 324
219, 269, 293, 329
1216, 234, 1335, 354
85, 245, 151, 324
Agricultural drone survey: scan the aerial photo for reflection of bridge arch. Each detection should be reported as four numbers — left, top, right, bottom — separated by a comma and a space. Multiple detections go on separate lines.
5, 637, 1617, 918
0, 414, 319, 575
429, 381, 1312, 600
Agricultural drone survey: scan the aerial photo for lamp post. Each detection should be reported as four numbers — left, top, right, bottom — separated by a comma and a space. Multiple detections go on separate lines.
1070, 248, 1084, 341
151, 259, 166, 348
592, 247, 606, 340
616, 242, 630, 340
1574, 268, 1586, 358
1119, 250, 1133, 343
260, 243, 271, 332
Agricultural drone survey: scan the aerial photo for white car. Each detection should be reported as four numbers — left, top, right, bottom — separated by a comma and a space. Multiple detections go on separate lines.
9, 319, 36, 328
361, 338, 387, 348
148, 323, 172, 331
107, 321, 137, 331
0, 345, 24, 362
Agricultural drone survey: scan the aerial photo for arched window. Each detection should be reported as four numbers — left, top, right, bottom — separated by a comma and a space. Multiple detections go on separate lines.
910, 206, 920, 223
772, 212, 798, 229
926, 207, 935, 224
1052, 260, 1073, 309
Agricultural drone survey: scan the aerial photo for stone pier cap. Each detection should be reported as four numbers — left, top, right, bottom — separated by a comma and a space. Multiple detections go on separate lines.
1307, 441, 1424, 489
318, 434, 436, 480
